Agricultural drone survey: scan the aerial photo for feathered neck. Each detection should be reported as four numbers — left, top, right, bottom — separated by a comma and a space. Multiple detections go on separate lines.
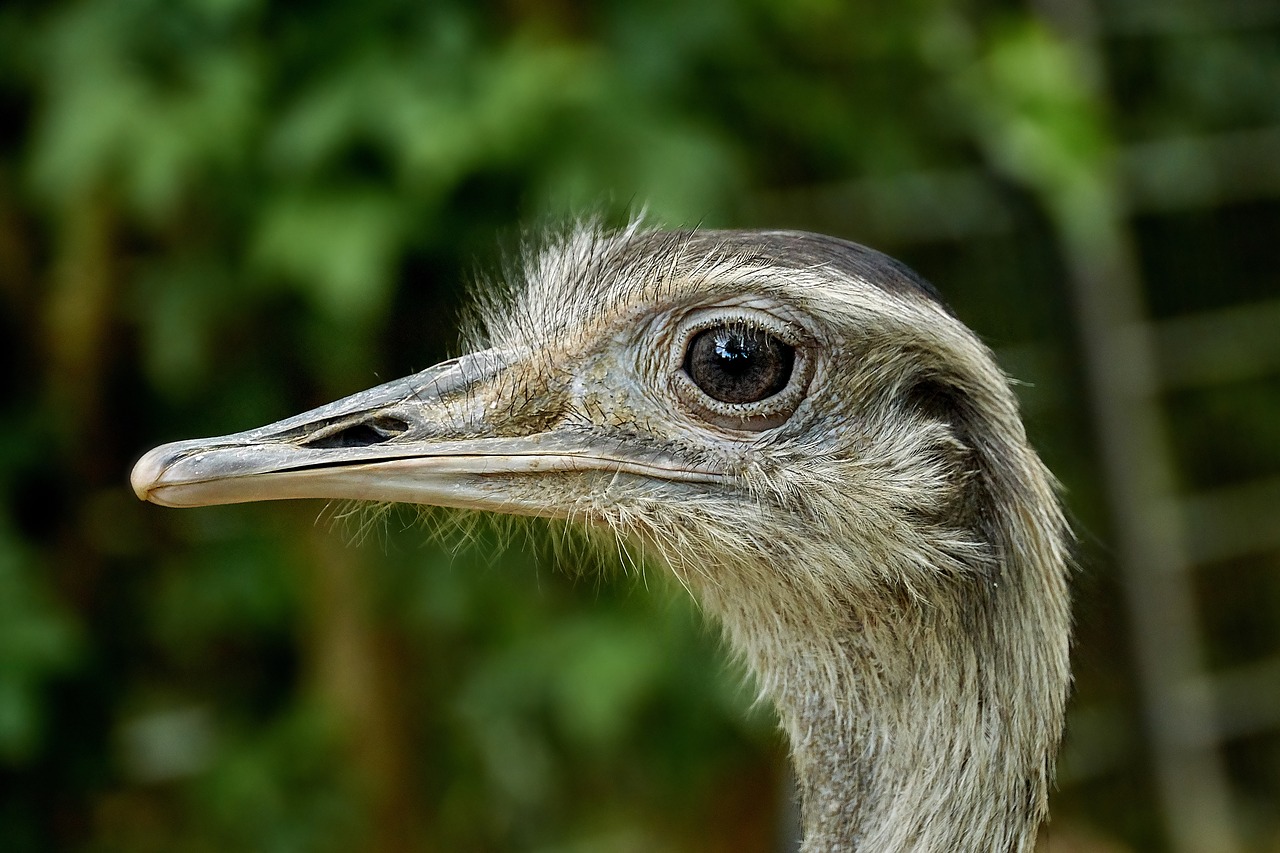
693, 552, 1067, 851
657, 453, 1071, 851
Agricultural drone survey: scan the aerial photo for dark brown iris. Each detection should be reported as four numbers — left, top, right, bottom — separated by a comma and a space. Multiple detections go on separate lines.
684, 324, 795, 404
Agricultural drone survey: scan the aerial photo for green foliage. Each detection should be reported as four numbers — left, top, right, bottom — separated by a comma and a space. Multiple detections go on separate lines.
0, 522, 81, 763
955, 20, 1117, 227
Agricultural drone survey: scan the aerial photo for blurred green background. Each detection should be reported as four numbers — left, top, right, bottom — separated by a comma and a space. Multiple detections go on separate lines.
2, 0, 1279, 850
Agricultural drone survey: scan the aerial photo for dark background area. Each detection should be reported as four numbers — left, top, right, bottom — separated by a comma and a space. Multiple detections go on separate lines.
1, 0, 1278, 850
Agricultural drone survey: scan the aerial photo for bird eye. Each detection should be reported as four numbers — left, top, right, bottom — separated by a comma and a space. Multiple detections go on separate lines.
683, 324, 795, 404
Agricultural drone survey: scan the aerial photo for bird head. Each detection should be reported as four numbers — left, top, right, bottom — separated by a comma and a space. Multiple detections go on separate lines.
133, 224, 1059, 631
132, 223, 1072, 850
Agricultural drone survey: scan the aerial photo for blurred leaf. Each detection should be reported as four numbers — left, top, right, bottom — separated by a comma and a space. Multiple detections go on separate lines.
29, 0, 259, 220
548, 616, 667, 754
191, 706, 361, 853
148, 533, 296, 664
0, 524, 81, 763
952, 21, 1117, 228
251, 189, 404, 321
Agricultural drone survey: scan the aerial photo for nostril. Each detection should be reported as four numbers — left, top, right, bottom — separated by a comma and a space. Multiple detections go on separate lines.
301, 416, 410, 449
370, 416, 410, 435
302, 424, 386, 449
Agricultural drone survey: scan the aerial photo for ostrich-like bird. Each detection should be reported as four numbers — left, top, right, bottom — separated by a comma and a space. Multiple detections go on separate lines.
132, 225, 1071, 852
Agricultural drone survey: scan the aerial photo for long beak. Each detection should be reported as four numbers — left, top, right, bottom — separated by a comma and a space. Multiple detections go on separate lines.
131, 349, 722, 517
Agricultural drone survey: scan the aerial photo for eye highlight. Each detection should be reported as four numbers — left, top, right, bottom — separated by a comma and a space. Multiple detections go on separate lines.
683, 324, 795, 404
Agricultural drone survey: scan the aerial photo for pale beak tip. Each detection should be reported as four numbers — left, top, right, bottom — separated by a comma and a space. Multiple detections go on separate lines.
131, 444, 177, 503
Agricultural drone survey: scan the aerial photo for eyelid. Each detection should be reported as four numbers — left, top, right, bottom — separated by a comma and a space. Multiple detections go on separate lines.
674, 310, 803, 353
